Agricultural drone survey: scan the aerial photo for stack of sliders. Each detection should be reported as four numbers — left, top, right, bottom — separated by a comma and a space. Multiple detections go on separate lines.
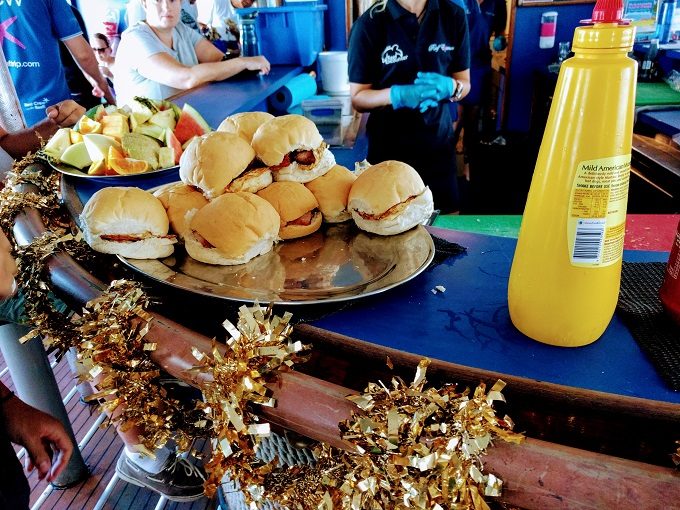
80, 187, 177, 258
78, 112, 435, 267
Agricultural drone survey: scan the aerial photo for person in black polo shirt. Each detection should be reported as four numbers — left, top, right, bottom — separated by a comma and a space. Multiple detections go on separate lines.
348, 0, 471, 213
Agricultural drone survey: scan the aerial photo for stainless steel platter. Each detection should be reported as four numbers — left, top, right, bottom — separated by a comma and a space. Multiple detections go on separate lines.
50, 161, 179, 180
117, 223, 435, 305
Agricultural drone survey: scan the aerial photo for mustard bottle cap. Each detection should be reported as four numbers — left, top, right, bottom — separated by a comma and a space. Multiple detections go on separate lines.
575, 0, 635, 49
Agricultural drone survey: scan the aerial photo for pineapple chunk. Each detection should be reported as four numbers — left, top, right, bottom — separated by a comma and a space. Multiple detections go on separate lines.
158, 147, 175, 169
101, 114, 130, 140
69, 129, 83, 144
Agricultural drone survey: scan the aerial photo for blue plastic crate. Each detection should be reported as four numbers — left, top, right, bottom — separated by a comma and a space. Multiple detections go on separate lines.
236, 5, 327, 66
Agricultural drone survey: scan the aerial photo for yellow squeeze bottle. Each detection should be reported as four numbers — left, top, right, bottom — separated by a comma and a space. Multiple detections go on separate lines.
507, 0, 637, 347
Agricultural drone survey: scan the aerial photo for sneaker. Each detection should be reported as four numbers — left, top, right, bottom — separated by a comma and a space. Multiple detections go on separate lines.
116, 451, 206, 502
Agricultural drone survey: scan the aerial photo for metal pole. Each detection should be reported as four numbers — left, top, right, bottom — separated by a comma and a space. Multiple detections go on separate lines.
0, 323, 89, 488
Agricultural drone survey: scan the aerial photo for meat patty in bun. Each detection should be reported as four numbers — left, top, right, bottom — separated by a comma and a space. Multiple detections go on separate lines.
217, 111, 274, 144
251, 114, 335, 183
185, 192, 280, 266
153, 182, 208, 241
348, 160, 434, 236
305, 164, 356, 223
257, 182, 322, 240
180, 131, 271, 198
80, 186, 176, 259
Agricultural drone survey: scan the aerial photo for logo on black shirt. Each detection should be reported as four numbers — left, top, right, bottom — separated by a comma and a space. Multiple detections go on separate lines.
381, 44, 408, 65
428, 43, 455, 53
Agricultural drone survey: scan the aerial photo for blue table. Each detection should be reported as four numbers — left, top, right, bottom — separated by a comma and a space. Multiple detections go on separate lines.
169, 65, 302, 128
311, 227, 678, 405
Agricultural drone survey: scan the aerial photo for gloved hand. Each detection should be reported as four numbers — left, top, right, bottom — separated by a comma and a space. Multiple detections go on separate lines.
390, 84, 438, 110
419, 98, 439, 113
493, 35, 507, 52
414, 72, 455, 102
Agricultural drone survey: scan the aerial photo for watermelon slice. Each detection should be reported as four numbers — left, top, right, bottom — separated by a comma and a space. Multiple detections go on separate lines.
173, 103, 211, 144
164, 128, 183, 165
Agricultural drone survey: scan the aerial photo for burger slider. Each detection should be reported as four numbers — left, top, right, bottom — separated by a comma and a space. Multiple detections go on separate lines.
257, 182, 322, 240
185, 191, 280, 266
80, 186, 176, 259
305, 164, 357, 223
217, 111, 274, 144
348, 160, 434, 236
153, 182, 208, 241
179, 131, 272, 198
251, 114, 336, 183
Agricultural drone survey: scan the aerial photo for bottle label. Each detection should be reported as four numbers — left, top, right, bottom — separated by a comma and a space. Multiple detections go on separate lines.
567, 155, 630, 267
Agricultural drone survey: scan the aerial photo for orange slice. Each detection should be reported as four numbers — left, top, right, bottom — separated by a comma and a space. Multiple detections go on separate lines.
109, 156, 149, 175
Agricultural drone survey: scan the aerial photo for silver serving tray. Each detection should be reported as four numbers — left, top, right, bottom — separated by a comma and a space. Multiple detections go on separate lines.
50, 160, 179, 180
118, 222, 434, 305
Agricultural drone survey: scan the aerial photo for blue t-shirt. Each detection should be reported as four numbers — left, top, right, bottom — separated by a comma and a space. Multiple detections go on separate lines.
1, 0, 82, 126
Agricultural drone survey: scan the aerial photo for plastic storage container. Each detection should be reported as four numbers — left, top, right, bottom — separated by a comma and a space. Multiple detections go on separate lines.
302, 98, 343, 145
236, 5, 327, 66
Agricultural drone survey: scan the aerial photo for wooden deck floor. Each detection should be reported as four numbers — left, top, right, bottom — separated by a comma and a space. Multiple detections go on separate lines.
0, 350, 219, 510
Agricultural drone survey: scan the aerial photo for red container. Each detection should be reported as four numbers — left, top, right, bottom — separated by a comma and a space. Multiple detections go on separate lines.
660, 219, 680, 326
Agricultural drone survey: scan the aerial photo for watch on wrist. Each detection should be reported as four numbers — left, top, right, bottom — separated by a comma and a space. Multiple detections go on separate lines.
451, 79, 464, 101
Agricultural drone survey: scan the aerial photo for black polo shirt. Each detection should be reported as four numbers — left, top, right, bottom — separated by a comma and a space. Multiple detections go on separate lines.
348, 0, 470, 210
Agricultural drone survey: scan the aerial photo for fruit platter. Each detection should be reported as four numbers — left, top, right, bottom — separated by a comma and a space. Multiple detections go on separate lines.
42, 97, 211, 178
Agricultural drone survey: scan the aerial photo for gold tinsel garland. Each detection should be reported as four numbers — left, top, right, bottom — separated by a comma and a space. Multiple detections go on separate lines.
194, 303, 310, 498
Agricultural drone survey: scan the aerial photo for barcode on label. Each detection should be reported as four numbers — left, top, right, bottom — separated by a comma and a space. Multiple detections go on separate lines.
572, 219, 606, 264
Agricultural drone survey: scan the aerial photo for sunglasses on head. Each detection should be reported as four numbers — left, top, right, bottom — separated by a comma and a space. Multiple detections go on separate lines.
92, 46, 109, 53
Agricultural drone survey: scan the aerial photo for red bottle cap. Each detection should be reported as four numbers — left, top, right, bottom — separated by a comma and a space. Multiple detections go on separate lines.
592, 0, 624, 22
582, 0, 628, 24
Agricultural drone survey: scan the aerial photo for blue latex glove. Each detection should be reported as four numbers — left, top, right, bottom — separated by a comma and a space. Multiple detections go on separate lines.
414, 72, 455, 102
390, 84, 438, 110
419, 98, 439, 113
493, 35, 507, 52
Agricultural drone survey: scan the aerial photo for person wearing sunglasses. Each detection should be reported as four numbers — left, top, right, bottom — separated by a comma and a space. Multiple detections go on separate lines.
90, 33, 115, 81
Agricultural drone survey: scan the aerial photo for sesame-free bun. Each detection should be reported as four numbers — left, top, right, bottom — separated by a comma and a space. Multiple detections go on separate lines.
252, 115, 322, 166
348, 160, 434, 236
251, 114, 335, 183
80, 186, 176, 259
305, 164, 356, 223
179, 131, 262, 199
185, 192, 280, 265
217, 111, 275, 143
153, 182, 208, 240
257, 182, 322, 239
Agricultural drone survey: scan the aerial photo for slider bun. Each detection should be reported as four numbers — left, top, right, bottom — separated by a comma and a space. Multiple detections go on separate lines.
185, 192, 280, 265
225, 166, 273, 194
179, 131, 256, 199
153, 182, 209, 240
274, 146, 336, 183
305, 164, 356, 223
217, 111, 275, 143
257, 182, 322, 240
80, 186, 175, 259
251, 114, 323, 166
348, 160, 434, 236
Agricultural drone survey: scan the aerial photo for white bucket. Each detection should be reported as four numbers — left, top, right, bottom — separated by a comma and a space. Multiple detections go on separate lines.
318, 51, 350, 95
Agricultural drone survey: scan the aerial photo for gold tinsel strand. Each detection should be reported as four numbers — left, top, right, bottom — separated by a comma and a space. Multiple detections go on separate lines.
193, 302, 310, 499
77, 279, 204, 453
253, 360, 525, 510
